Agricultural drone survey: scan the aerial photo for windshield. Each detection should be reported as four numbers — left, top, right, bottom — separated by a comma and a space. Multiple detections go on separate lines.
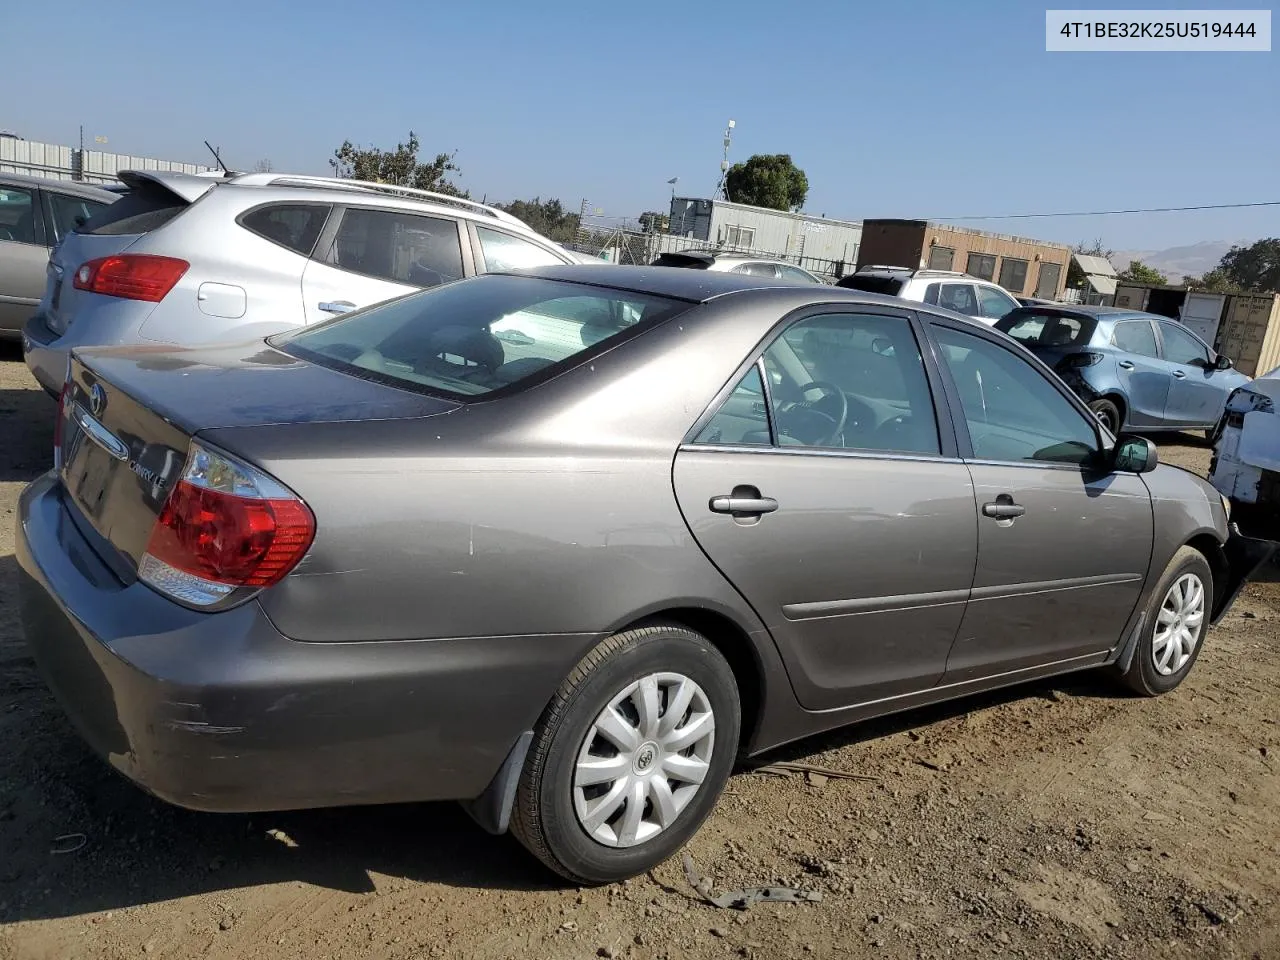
273, 275, 688, 399
998, 311, 1097, 348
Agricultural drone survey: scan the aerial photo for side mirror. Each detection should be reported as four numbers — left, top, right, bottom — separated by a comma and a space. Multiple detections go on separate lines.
1112, 434, 1159, 474
1215, 354, 1233, 371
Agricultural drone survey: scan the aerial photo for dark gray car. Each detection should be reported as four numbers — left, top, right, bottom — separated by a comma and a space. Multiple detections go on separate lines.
0, 174, 116, 339
16, 266, 1274, 884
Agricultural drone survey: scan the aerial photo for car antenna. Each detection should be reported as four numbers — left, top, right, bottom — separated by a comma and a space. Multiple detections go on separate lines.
203, 140, 231, 175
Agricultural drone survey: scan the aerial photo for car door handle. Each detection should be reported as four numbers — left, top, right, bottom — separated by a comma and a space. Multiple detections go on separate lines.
710, 495, 778, 516
982, 496, 1025, 519
1172, 370, 1186, 379
1118, 360, 1135, 370
318, 300, 356, 315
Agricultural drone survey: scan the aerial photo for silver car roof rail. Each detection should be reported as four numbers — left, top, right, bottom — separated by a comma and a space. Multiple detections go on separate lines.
229, 173, 529, 228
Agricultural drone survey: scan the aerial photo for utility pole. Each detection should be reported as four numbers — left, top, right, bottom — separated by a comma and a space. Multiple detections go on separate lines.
715, 120, 735, 201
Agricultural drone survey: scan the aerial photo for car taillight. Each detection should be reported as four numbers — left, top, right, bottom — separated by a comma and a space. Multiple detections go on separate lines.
139, 440, 315, 608
1057, 352, 1104, 370
73, 254, 188, 302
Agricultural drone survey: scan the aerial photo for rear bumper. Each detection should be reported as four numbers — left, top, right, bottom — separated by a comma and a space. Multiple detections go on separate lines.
22, 312, 63, 396
16, 472, 595, 813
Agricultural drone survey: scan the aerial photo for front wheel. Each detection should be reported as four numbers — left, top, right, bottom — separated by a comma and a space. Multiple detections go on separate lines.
511, 624, 741, 884
1118, 546, 1212, 696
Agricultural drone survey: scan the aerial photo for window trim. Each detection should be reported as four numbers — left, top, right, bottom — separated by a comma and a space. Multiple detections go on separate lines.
681, 304, 960, 460
919, 311, 1107, 469
235, 200, 334, 258
317, 204, 470, 284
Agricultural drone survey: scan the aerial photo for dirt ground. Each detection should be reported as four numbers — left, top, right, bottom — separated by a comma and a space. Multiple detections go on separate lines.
1, 342, 1277, 960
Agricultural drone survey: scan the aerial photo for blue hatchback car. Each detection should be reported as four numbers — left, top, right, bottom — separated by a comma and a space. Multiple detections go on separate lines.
996, 305, 1251, 435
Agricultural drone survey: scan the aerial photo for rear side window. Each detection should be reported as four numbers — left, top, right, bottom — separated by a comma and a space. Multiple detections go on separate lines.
47, 192, 110, 240
476, 226, 562, 271
77, 182, 189, 236
275, 275, 687, 399
1000, 311, 1097, 347
241, 203, 330, 256
327, 208, 464, 288
1111, 320, 1159, 358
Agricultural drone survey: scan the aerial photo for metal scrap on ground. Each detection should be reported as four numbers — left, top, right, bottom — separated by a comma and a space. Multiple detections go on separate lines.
681, 853, 823, 910
750, 761, 879, 782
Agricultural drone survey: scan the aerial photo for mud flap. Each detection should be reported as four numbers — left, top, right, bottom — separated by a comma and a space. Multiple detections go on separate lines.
459, 730, 533, 836
1211, 524, 1279, 626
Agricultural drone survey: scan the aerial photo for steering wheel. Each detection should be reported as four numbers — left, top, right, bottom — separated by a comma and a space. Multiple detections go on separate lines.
778, 380, 849, 446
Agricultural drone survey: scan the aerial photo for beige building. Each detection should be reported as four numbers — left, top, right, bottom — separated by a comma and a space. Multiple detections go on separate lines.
856, 220, 1072, 300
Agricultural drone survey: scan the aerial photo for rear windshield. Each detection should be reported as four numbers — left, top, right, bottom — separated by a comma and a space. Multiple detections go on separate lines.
77, 182, 189, 236
273, 275, 688, 399
836, 274, 904, 296
652, 253, 711, 269
998, 311, 1097, 348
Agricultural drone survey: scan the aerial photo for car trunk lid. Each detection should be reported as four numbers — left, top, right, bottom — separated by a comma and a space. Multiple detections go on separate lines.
42, 172, 211, 336
56, 341, 460, 579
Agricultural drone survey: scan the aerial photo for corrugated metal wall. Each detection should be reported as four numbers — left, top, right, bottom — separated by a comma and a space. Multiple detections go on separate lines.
706, 201, 862, 263
0, 137, 214, 183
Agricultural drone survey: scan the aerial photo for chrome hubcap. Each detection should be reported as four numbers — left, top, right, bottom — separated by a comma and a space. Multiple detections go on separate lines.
573, 672, 715, 848
1152, 573, 1205, 676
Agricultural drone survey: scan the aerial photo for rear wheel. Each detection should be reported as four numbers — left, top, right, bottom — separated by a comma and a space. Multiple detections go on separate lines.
1118, 546, 1212, 696
511, 624, 740, 884
1088, 397, 1122, 434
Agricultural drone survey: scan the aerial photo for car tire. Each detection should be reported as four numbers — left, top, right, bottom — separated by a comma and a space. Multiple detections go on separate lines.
1118, 546, 1213, 696
510, 624, 740, 884
1088, 398, 1122, 434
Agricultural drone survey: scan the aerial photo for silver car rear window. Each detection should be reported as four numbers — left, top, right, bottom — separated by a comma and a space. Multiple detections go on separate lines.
273, 275, 688, 399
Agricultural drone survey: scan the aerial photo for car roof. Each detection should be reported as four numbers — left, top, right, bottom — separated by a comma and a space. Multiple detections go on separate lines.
505, 264, 994, 325
0, 172, 119, 201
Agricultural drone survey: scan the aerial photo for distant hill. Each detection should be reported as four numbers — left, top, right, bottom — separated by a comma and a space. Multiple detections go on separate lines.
1110, 240, 1245, 283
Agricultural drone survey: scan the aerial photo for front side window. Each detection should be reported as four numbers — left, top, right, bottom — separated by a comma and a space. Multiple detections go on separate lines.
935, 326, 1099, 465
1112, 320, 1159, 358
476, 226, 563, 272
0, 185, 38, 244
242, 203, 330, 256
695, 313, 940, 455
977, 284, 1019, 319
1160, 321, 1210, 365
966, 253, 996, 281
47, 193, 109, 241
937, 283, 979, 316
328, 209, 464, 288
275, 275, 685, 398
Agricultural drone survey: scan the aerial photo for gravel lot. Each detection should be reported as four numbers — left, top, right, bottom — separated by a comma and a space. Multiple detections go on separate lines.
1, 343, 1277, 960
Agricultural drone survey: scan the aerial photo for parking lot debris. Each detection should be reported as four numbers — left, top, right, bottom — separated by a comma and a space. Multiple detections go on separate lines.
682, 853, 823, 910
751, 761, 878, 783
49, 833, 87, 855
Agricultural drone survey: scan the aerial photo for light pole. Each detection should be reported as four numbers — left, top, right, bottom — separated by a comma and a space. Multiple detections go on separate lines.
715, 119, 735, 201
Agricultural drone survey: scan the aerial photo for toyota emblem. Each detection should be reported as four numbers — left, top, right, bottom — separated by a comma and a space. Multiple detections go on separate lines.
89, 383, 106, 417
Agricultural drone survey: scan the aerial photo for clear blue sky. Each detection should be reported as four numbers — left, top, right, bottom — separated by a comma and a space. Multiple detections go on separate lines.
5, 0, 1276, 250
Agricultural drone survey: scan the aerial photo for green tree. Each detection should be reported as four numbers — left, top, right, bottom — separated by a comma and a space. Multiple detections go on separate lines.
724, 154, 808, 211
1116, 260, 1167, 285
1183, 268, 1243, 293
1216, 238, 1280, 293
495, 197, 580, 244
330, 131, 466, 197
638, 211, 670, 234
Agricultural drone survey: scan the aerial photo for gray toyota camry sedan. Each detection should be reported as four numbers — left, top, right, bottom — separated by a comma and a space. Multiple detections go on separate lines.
16, 265, 1275, 884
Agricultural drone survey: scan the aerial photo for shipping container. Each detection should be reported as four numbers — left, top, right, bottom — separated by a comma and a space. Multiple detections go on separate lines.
1219, 293, 1280, 377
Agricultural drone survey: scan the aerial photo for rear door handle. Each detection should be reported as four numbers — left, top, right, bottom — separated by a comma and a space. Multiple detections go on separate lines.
1118, 360, 1135, 370
710, 495, 778, 516
1172, 370, 1186, 379
319, 300, 356, 315
982, 495, 1025, 520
